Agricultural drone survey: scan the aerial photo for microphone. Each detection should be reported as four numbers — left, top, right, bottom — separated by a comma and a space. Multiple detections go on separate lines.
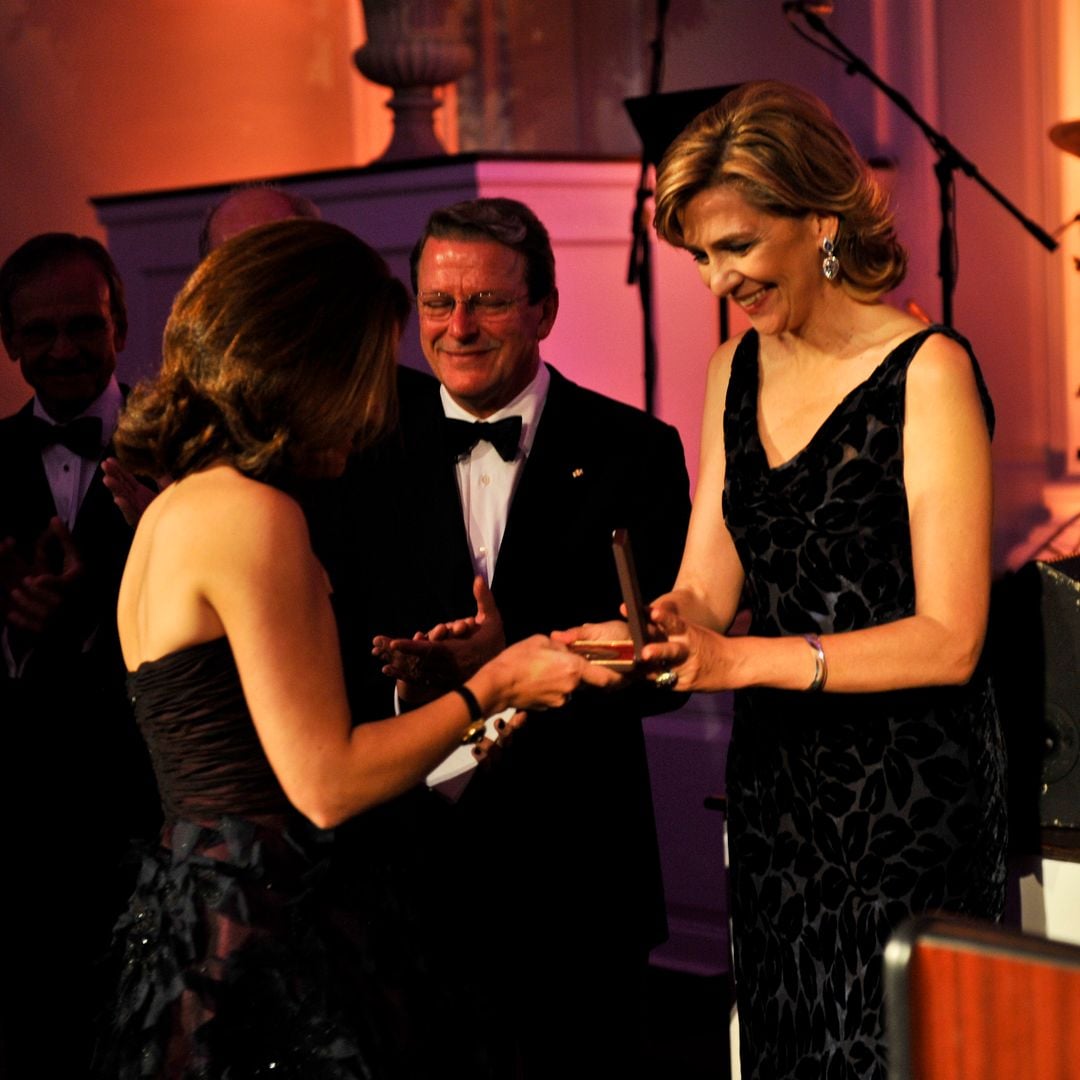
781, 1, 834, 14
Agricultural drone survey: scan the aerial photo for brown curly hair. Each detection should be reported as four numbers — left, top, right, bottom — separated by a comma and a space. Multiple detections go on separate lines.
653, 81, 906, 300
115, 219, 408, 482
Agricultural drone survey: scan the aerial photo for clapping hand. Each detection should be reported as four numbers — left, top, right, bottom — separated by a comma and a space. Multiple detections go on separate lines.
373, 576, 506, 703
102, 458, 162, 527
3, 517, 85, 639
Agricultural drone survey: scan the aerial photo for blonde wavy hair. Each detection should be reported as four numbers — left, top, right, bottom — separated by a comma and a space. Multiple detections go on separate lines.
654, 81, 906, 300
116, 219, 408, 483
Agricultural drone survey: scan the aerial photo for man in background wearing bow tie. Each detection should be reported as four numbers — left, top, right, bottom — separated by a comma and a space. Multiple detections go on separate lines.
315, 198, 692, 1077
0, 233, 159, 1075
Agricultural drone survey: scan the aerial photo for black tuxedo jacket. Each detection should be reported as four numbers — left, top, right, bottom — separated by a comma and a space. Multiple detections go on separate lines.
0, 400, 132, 682
0, 397, 162, 1075
311, 364, 691, 959
0, 398, 160, 930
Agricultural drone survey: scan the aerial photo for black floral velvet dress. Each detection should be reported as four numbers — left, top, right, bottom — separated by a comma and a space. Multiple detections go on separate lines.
722, 328, 1007, 1080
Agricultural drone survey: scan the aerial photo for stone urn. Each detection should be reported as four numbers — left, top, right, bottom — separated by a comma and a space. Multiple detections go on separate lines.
354, 0, 475, 162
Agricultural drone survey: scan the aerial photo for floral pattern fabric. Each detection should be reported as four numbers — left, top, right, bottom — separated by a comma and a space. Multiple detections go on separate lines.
722, 328, 1007, 1080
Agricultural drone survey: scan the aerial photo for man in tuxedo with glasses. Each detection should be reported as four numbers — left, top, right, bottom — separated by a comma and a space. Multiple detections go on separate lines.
317, 197, 692, 1077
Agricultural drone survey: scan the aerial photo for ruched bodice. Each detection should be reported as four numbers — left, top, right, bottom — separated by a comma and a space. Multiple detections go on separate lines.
128, 637, 291, 821
101, 636, 493, 1079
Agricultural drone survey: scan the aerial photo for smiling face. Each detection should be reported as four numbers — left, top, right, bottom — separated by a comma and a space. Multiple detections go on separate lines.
3, 254, 125, 421
679, 185, 836, 339
415, 237, 558, 418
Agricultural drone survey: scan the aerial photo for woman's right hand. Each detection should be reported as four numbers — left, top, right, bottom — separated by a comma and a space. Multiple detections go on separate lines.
481, 634, 619, 712
640, 596, 735, 693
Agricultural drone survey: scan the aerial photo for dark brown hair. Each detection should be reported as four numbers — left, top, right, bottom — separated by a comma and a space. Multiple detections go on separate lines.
654, 81, 907, 299
116, 219, 408, 482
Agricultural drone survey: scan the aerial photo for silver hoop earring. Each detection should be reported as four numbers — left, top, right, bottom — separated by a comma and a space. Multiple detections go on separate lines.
821, 237, 840, 281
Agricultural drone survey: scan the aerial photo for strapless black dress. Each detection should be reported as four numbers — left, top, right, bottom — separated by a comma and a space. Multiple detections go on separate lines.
95, 637, 478, 1079
722, 328, 1008, 1079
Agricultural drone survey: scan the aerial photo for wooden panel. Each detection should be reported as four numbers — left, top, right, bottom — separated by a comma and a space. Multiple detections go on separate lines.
887, 916, 1080, 1080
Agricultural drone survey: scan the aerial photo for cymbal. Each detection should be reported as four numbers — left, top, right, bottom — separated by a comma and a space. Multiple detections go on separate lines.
1050, 120, 1080, 157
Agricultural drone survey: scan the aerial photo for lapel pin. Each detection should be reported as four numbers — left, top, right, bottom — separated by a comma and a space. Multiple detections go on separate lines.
571, 467, 584, 479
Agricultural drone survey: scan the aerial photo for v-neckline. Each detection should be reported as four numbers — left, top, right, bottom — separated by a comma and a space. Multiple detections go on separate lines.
750, 328, 933, 473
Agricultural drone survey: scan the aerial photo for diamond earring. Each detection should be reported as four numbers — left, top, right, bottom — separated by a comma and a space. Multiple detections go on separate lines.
821, 236, 840, 281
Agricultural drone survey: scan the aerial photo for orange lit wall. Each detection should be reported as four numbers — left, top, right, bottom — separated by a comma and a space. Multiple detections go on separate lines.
0, 1, 409, 415
2, 0, 1079, 561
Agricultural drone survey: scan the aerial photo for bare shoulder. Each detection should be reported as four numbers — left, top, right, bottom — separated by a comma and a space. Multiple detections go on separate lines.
120, 467, 315, 667
695, 332, 751, 481
144, 466, 312, 582
903, 329, 991, 465
174, 467, 305, 536
705, 330, 747, 394
909, 327, 976, 370
905, 329, 984, 405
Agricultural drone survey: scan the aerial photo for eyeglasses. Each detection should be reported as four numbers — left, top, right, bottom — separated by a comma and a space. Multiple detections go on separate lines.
417, 291, 530, 321
12, 314, 111, 351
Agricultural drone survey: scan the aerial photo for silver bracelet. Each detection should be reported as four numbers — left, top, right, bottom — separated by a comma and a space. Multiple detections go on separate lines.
803, 634, 828, 692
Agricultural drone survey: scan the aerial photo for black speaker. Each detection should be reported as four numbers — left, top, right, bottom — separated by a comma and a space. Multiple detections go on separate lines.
990, 555, 1080, 852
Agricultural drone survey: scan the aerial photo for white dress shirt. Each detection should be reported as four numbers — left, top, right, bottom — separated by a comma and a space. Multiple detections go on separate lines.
34, 376, 122, 529
422, 365, 550, 796
441, 362, 550, 586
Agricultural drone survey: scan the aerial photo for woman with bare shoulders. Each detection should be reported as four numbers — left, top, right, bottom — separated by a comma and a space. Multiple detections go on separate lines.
96, 220, 610, 1079
563, 82, 1006, 1078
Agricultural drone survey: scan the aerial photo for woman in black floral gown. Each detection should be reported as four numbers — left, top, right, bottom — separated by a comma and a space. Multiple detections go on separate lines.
639, 83, 1005, 1078
98, 220, 613, 1078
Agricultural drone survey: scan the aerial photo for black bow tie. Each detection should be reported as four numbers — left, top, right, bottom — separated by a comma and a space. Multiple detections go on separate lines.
30, 415, 104, 459
444, 415, 522, 463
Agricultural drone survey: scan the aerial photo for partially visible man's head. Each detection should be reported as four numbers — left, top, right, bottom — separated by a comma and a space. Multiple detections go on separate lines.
410, 198, 559, 418
0, 234, 127, 422
199, 184, 322, 259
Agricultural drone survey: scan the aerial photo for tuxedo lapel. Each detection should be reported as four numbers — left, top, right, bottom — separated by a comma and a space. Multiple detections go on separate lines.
494, 368, 588, 597
0, 406, 60, 553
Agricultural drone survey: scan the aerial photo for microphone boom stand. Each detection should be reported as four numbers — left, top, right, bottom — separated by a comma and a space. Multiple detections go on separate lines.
794, 7, 1057, 326
627, 0, 670, 415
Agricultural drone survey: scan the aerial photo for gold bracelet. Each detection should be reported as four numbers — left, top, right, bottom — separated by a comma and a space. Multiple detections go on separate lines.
452, 685, 487, 744
803, 634, 828, 692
